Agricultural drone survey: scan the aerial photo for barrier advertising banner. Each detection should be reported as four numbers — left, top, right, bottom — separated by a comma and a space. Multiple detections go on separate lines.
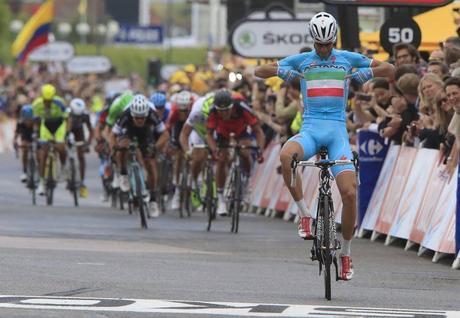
357, 130, 389, 226
360, 145, 400, 232
421, 167, 457, 254
408, 163, 447, 244
374, 146, 417, 235
389, 149, 439, 240
457, 160, 460, 255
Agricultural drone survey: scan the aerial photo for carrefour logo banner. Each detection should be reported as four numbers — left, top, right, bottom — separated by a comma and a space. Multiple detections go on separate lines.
357, 130, 389, 226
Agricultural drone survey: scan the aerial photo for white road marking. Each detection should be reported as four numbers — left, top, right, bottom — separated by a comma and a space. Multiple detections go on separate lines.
0, 295, 457, 317
20, 299, 100, 306
77, 262, 105, 266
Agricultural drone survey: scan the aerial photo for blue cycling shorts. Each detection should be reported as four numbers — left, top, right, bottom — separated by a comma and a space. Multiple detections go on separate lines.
287, 118, 354, 177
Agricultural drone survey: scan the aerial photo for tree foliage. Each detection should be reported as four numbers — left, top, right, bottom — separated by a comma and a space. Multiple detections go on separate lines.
0, 0, 11, 63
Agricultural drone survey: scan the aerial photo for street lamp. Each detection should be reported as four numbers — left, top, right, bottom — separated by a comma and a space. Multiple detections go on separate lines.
106, 20, 120, 40
10, 19, 23, 34
95, 23, 107, 54
76, 22, 90, 44
57, 22, 72, 39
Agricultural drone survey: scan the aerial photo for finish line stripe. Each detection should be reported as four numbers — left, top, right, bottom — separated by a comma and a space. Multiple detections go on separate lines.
0, 295, 455, 317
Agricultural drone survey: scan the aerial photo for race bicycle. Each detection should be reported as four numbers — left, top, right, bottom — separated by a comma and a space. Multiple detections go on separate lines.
44, 139, 60, 206
290, 146, 359, 300
157, 152, 174, 214
24, 141, 39, 205
224, 137, 259, 234
66, 134, 85, 207
126, 139, 149, 229
178, 156, 192, 218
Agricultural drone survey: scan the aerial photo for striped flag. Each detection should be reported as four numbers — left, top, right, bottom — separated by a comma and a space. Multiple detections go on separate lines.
11, 0, 54, 64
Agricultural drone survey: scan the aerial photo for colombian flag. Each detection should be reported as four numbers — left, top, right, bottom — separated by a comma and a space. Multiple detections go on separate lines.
11, 0, 54, 64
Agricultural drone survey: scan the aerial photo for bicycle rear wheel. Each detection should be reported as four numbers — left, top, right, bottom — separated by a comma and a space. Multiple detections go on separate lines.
28, 154, 36, 205
69, 158, 79, 207
179, 160, 190, 218
134, 166, 148, 229
45, 158, 54, 206
321, 197, 332, 300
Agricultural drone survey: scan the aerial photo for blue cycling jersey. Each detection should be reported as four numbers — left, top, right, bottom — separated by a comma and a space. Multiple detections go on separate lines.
278, 49, 372, 122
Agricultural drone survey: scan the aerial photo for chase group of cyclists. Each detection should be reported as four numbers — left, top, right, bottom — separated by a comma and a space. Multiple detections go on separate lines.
12, 13, 395, 282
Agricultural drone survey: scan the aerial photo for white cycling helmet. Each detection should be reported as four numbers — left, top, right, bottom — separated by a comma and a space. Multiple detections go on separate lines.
130, 94, 149, 117
309, 12, 338, 44
70, 98, 86, 115
176, 90, 192, 110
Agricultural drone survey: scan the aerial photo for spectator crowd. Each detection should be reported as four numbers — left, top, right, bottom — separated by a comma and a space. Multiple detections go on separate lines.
2, 34, 460, 176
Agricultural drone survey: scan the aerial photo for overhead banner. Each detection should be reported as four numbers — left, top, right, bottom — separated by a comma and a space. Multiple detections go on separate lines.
229, 4, 313, 58
66, 56, 112, 74
357, 130, 389, 227
29, 41, 74, 62
115, 24, 163, 45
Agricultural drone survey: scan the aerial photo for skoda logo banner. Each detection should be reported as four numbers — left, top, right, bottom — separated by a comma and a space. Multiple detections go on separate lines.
230, 20, 313, 58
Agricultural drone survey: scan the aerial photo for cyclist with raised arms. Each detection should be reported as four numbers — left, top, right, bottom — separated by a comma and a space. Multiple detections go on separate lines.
207, 89, 265, 216
255, 12, 394, 280
32, 84, 69, 196
68, 98, 94, 198
112, 95, 170, 217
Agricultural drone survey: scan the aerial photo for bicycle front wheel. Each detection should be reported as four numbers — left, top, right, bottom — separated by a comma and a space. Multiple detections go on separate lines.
69, 158, 79, 207
45, 158, 54, 206
134, 166, 148, 229
205, 164, 214, 231
231, 167, 242, 234
28, 155, 36, 205
321, 197, 332, 300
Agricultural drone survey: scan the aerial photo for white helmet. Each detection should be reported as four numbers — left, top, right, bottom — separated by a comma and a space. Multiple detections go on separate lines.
70, 98, 86, 115
176, 90, 192, 110
130, 94, 149, 117
309, 12, 338, 44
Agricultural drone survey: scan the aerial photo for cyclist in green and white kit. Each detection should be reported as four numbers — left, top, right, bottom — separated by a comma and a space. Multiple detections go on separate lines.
178, 93, 214, 208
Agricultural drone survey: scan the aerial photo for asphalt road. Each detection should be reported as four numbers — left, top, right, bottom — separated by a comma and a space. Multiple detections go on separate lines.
0, 152, 458, 318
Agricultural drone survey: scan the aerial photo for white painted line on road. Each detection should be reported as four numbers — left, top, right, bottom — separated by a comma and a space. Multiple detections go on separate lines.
77, 262, 105, 266
0, 295, 457, 317
20, 299, 100, 306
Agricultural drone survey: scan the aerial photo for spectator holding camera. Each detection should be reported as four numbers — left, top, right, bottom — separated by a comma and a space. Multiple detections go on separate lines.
405, 90, 454, 150
378, 83, 419, 145
355, 77, 392, 124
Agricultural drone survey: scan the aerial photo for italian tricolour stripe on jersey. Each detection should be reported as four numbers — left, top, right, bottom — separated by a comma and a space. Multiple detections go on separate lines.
305, 71, 346, 97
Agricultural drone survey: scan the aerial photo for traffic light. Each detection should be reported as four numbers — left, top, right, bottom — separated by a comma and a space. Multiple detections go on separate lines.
147, 58, 162, 86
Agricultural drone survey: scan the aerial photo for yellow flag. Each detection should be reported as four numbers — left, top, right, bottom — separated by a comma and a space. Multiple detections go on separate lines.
78, 0, 87, 16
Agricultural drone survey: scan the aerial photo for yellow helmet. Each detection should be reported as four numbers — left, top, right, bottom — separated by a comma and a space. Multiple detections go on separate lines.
41, 84, 56, 100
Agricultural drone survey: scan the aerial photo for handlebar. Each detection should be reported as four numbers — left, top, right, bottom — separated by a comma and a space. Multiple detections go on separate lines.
290, 151, 360, 188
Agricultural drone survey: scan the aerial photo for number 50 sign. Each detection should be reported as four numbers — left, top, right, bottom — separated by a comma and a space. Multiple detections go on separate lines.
379, 15, 422, 54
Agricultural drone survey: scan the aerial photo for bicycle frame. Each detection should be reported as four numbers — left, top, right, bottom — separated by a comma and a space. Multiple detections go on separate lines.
223, 141, 258, 234
44, 140, 59, 206
290, 148, 359, 300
